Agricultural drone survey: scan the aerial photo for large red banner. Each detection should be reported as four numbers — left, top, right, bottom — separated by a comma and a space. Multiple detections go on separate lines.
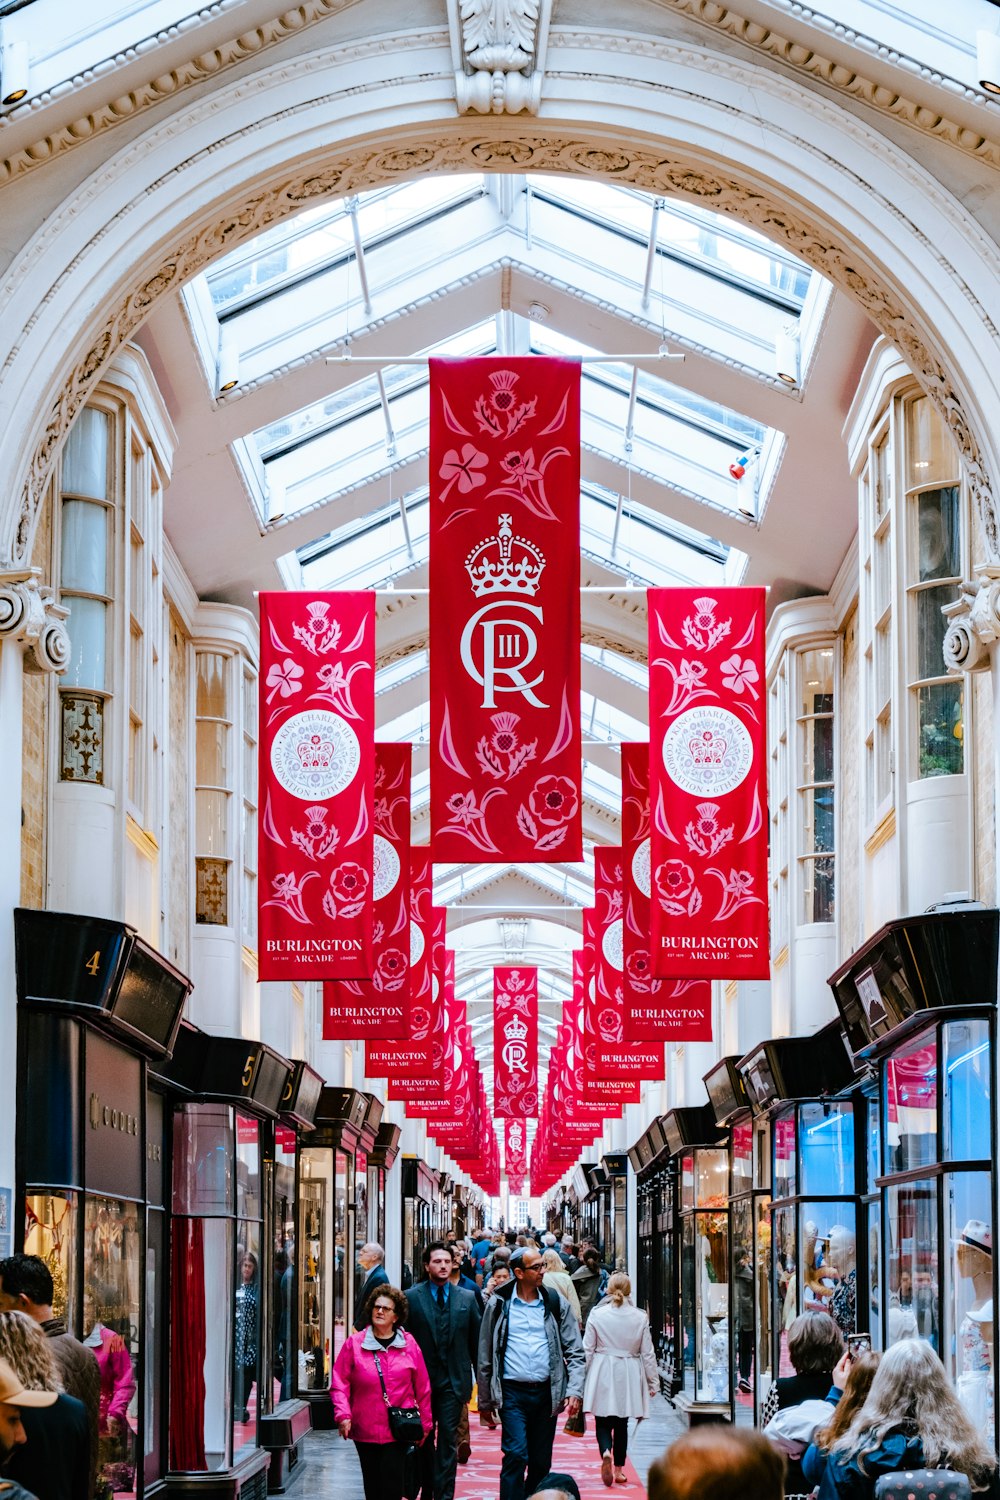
505, 1118, 529, 1193
622, 743, 713, 1041
258, 591, 374, 980
429, 356, 582, 862
365, 848, 434, 1079
493, 966, 539, 1118
322, 742, 411, 1038
648, 588, 769, 979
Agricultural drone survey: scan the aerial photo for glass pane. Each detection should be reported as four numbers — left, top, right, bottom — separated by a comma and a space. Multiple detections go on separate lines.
943, 1172, 994, 1437
874, 436, 891, 521
798, 649, 835, 719
196, 653, 229, 718
144, 1210, 164, 1483
83, 1196, 141, 1499
64, 596, 107, 692
774, 1205, 797, 1378
754, 1121, 771, 1192
873, 526, 891, 614
867, 1096, 881, 1190
943, 1019, 991, 1161
236, 1117, 260, 1220
171, 1104, 234, 1216
274, 1132, 296, 1403
915, 486, 960, 581
867, 1201, 882, 1350
169, 1217, 233, 1471
681, 1216, 695, 1397
885, 1178, 938, 1353
299, 1150, 331, 1393
800, 783, 834, 853
234, 1222, 261, 1457
695, 1207, 729, 1402
906, 396, 957, 490
62, 499, 108, 593
800, 1203, 856, 1337
23, 1192, 77, 1328
731, 1122, 753, 1192
885, 1032, 938, 1175
732, 1198, 754, 1411
773, 1112, 796, 1200
681, 1155, 695, 1213
196, 790, 229, 858
915, 583, 953, 680
800, 716, 834, 789
755, 1197, 772, 1412
196, 721, 230, 787
63, 407, 110, 500
334, 1152, 349, 1365
799, 1101, 855, 1197
917, 681, 964, 779
800, 854, 835, 925
696, 1148, 729, 1208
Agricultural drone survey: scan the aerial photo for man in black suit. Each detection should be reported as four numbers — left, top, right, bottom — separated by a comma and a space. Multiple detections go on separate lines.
352, 1243, 389, 1331
405, 1241, 482, 1500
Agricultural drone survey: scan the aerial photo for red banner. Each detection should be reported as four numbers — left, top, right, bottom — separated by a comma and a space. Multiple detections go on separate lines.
365, 848, 434, 1078
258, 592, 375, 980
574, 954, 641, 1104
505, 1118, 529, 1192
429, 356, 582, 862
648, 588, 769, 978
322, 743, 411, 1037
493, 966, 538, 1118
591, 848, 626, 1054
622, 743, 713, 1041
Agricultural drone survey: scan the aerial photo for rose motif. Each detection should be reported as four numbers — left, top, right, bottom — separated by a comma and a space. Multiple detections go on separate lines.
626, 950, 653, 991
529, 774, 579, 826
375, 947, 406, 990
409, 1005, 430, 1038
656, 859, 695, 903
598, 1008, 623, 1043
330, 862, 370, 903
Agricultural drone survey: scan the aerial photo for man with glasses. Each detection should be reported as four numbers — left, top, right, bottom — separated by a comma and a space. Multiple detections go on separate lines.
478, 1247, 585, 1500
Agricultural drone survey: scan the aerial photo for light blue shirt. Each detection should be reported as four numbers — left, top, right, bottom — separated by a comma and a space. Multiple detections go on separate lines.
503, 1287, 549, 1382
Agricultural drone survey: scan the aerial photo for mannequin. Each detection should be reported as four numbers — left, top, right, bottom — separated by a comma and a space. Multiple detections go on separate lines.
955, 1219, 994, 1435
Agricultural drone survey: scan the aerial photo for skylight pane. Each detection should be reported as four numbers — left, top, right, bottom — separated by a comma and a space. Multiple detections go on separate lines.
298, 492, 429, 592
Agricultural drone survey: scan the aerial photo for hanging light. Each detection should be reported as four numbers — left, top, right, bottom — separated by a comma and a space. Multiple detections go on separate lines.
774, 325, 800, 386
1, 39, 29, 106
978, 30, 1000, 95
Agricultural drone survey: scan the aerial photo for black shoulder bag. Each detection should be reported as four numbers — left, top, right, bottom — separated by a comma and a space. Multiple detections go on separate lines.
373, 1350, 424, 1446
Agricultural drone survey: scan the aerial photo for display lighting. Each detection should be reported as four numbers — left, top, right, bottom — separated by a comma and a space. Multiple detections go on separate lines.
774, 325, 800, 386
0, 39, 29, 106
977, 30, 1000, 95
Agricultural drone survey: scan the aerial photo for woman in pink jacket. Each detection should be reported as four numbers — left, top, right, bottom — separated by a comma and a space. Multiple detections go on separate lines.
332, 1284, 432, 1500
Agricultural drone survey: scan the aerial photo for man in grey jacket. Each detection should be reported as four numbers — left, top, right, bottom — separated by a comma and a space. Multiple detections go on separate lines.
477, 1246, 585, 1500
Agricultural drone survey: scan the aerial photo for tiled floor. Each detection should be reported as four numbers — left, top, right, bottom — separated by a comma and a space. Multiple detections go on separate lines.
297, 1394, 685, 1498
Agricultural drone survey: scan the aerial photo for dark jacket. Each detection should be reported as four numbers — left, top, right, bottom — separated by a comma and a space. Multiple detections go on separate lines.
477, 1279, 585, 1418
4, 1393, 89, 1500
454, 1273, 485, 1313
559, 1251, 580, 1275
353, 1264, 390, 1331
817, 1428, 1000, 1500
40, 1319, 100, 1500
571, 1264, 602, 1327
404, 1281, 481, 1401
0, 1482, 39, 1500
776, 1370, 835, 1409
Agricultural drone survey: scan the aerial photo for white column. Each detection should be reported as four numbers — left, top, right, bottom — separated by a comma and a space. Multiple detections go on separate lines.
0, 635, 24, 1195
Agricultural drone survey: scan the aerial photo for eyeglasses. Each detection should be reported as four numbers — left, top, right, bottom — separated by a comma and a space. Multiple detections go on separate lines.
372, 1304, 395, 1315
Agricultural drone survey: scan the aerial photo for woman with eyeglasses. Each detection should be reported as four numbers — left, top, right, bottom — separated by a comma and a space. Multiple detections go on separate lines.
331, 1285, 432, 1500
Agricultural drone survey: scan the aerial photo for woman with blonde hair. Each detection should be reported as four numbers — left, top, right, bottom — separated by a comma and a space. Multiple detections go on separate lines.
818, 1338, 999, 1498
0, 1310, 90, 1500
541, 1248, 583, 1324
582, 1272, 658, 1488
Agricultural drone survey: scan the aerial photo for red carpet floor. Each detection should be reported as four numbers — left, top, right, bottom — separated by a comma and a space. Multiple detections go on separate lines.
454, 1416, 643, 1499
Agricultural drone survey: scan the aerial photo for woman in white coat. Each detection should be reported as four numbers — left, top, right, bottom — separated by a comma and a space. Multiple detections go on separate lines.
582, 1272, 659, 1488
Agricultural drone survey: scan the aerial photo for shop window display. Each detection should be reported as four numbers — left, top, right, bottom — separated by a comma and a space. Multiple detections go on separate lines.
678, 1148, 730, 1405
23, 1192, 77, 1326
83, 1197, 140, 1499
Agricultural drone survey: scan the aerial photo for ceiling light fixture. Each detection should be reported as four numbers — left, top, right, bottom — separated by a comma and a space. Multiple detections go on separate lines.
527, 301, 550, 322
774, 325, 800, 386
0, 38, 29, 106
977, 30, 1000, 95
217, 325, 240, 393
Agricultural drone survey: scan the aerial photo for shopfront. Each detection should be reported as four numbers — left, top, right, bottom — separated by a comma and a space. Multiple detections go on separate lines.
738, 1021, 859, 1396
353, 1095, 383, 1256
601, 1153, 629, 1272
14, 908, 191, 1500
704, 1057, 771, 1426
367, 1122, 400, 1252
830, 906, 1000, 1445
662, 1104, 730, 1422
400, 1156, 438, 1289
629, 1118, 678, 1396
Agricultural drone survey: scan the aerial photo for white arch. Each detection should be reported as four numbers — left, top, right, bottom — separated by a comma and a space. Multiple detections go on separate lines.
2, 25, 999, 563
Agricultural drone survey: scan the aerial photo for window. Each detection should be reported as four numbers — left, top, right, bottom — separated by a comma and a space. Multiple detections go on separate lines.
59, 406, 112, 784
862, 426, 894, 822
241, 667, 258, 949
796, 648, 835, 923
195, 652, 232, 925
126, 436, 164, 824
904, 397, 963, 779
769, 658, 789, 953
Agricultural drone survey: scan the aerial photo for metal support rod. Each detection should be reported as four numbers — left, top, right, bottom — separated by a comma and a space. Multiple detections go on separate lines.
624, 365, 639, 446
375, 369, 397, 453
347, 200, 373, 316
641, 198, 664, 311
326, 351, 683, 365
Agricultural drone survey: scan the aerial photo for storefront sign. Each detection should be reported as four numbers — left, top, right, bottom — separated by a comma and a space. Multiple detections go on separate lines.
428, 356, 582, 862
648, 588, 768, 979
493, 966, 538, 1118
84, 1030, 143, 1200
258, 590, 375, 981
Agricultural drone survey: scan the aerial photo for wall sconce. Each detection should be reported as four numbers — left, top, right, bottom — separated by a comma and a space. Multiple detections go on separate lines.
217, 325, 240, 393
774, 325, 800, 387
1, 39, 29, 106
977, 30, 1000, 95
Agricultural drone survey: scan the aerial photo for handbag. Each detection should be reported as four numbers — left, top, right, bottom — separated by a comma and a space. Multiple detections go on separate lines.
874, 1472, 971, 1499
563, 1408, 587, 1435
373, 1351, 424, 1446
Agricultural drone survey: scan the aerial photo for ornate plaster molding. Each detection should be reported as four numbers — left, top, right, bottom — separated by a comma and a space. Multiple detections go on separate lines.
942, 567, 1000, 675
447, 0, 551, 113
0, 567, 70, 673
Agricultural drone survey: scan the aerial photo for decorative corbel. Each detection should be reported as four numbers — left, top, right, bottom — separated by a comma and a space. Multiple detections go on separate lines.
0, 566, 71, 674
942, 566, 1000, 675
447, 0, 552, 114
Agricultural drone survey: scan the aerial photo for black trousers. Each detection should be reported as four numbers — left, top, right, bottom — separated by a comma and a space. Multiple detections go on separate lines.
355, 1439, 407, 1500
420, 1384, 462, 1500
595, 1415, 628, 1466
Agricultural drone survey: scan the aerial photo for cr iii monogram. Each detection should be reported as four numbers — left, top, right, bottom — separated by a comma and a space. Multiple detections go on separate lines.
460, 515, 548, 709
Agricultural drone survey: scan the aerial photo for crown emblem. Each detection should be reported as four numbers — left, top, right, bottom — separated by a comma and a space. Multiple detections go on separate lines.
689, 730, 726, 765
297, 733, 334, 770
503, 1013, 529, 1042
465, 515, 545, 597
